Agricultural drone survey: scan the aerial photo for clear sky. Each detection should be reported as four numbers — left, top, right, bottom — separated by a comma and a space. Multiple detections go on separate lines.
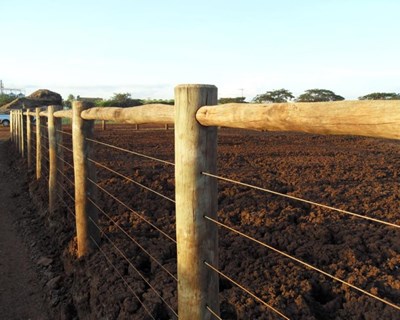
1, 0, 399, 101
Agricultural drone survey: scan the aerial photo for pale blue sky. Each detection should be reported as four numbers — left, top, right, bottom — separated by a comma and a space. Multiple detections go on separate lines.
1, 0, 399, 100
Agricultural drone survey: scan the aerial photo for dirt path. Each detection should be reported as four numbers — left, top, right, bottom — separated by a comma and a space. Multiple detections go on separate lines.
0, 128, 49, 319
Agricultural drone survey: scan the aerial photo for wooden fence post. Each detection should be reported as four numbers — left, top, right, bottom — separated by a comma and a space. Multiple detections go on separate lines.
10, 111, 13, 142
15, 111, 19, 150
36, 108, 42, 180
72, 100, 100, 257
18, 110, 21, 153
48, 105, 63, 214
56, 112, 64, 200
15, 110, 18, 145
21, 109, 25, 157
27, 109, 32, 168
174, 84, 219, 319
102, 120, 106, 131
13, 110, 16, 143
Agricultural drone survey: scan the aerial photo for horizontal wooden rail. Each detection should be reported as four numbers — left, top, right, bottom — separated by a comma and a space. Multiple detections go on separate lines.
39, 111, 49, 117
23, 110, 36, 117
54, 110, 73, 119
196, 100, 400, 140
81, 104, 174, 124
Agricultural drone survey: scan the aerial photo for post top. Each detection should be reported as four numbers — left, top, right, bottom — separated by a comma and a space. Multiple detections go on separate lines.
175, 84, 217, 89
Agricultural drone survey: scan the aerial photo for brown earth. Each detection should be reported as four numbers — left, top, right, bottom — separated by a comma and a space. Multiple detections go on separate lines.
0, 128, 49, 319
2, 125, 400, 319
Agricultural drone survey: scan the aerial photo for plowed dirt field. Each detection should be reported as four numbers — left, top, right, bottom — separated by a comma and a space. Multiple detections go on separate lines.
8, 125, 400, 319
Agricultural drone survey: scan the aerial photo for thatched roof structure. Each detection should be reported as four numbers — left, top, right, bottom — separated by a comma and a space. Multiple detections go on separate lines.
0, 89, 62, 113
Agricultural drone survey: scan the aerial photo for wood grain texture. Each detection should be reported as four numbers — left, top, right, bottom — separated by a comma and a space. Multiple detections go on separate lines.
81, 104, 174, 124
36, 108, 42, 180
20, 110, 24, 157
174, 84, 219, 320
26, 109, 32, 168
54, 109, 73, 119
72, 101, 100, 257
48, 105, 62, 214
196, 100, 400, 140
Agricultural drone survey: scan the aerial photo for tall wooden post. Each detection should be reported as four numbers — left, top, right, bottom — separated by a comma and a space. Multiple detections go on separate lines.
72, 100, 100, 257
10, 111, 13, 141
15, 111, 19, 150
17, 110, 21, 154
102, 120, 106, 131
26, 109, 32, 168
13, 111, 16, 143
36, 108, 42, 180
48, 105, 62, 214
174, 84, 219, 319
20, 110, 25, 157
56, 112, 64, 200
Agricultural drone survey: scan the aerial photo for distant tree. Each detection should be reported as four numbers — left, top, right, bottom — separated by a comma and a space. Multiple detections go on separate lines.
96, 92, 143, 108
63, 94, 75, 109
296, 89, 344, 102
358, 92, 400, 100
252, 89, 294, 103
0, 93, 17, 107
143, 98, 175, 105
218, 97, 247, 104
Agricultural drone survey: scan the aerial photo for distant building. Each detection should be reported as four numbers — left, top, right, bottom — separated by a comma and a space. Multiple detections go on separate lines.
76, 96, 103, 103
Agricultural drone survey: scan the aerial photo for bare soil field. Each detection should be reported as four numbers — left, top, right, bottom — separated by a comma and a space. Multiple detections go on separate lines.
7, 125, 400, 319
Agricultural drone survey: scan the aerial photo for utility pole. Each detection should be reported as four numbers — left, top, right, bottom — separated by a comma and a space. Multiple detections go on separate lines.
0, 80, 23, 95
239, 88, 244, 98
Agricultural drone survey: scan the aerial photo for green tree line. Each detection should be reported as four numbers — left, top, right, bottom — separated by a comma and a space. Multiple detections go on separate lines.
59, 90, 400, 109
2, 89, 398, 109
252, 89, 400, 103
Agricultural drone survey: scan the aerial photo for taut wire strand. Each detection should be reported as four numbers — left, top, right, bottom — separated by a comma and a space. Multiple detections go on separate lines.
56, 154, 74, 170
202, 172, 400, 229
89, 235, 157, 320
56, 180, 75, 202
85, 137, 175, 166
88, 158, 175, 203
56, 168, 75, 187
56, 129, 72, 136
89, 217, 179, 318
58, 144, 73, 153
56, 191, 76, 217
205, 215, 400, 312
87, 178, 176, 243
88, 197, 177, 281
206, 305, 223, 320
204, 261, 290, 320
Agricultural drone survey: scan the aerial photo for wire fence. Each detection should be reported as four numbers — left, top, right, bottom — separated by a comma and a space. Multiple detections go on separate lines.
10, 90, 400, 319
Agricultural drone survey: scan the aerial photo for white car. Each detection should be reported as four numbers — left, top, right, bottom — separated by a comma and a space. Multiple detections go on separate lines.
0, 114, 10, 127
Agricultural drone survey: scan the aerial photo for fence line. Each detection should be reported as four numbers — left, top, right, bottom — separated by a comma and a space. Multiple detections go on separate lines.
86, 137, 175, 166
88, 215, 180, 318
201, 171, 400, 229
204, 215, 400, 312
88, 157, 175, 203
10, 84, 400, 319
87, 197, 178, 281
204, 261, 290, 320
88, 177, 177, 244
89, 234, 157, 320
